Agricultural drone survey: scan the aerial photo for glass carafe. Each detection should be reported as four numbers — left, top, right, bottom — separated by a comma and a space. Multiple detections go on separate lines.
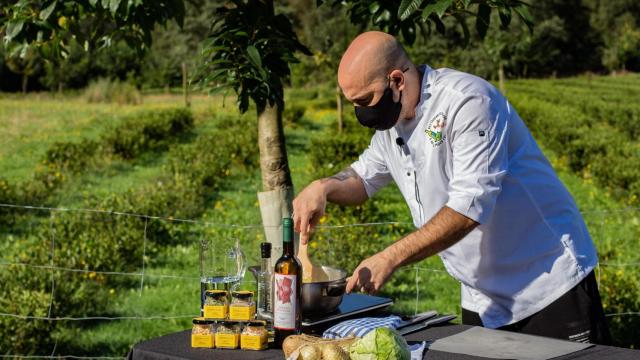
200, 238, 246, 315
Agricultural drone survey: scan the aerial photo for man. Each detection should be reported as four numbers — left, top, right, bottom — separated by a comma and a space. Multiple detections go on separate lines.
292, 31, 611, 344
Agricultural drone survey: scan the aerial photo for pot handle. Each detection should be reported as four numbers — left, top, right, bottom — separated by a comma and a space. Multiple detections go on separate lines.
327, 279, 347, 296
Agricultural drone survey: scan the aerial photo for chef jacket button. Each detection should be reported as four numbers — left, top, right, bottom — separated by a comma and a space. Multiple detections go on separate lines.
407, 172, 411, 176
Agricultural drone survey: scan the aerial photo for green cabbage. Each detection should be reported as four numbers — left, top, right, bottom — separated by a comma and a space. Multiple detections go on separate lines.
349, 327, 411, 360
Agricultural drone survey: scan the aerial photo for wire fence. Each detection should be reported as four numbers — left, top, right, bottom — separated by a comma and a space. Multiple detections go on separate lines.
0, 202, 639, 358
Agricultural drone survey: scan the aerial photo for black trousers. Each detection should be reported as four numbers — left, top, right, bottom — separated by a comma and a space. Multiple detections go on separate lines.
462, 271, 612, 345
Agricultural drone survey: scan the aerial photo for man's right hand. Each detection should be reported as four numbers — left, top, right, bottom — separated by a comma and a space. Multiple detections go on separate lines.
293, 180, 327, 245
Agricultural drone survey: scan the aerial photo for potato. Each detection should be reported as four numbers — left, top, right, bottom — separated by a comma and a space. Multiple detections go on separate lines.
283, 335, 307, 357
298, 345, 321, 360
321, 344, 349, 360
281, 334, 359, 359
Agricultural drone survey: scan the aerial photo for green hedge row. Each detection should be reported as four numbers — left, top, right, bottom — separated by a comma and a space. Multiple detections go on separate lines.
5, 108, 194, 213
508, 82, 640, 139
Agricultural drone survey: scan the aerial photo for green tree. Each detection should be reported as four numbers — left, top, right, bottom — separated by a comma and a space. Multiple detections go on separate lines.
196, 0, 311, 250
602, 12, 640, 72
1, 0, 185, 58
4, 45, 43, 93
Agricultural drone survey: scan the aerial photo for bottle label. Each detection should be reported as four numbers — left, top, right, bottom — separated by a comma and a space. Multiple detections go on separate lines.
273, 273, 297, 330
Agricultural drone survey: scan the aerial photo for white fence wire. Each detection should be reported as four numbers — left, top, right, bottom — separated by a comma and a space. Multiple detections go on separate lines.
0, 203, 639, 358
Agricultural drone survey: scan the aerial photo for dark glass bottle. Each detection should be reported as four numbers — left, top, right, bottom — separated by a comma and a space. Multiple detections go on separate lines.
273, 217, 302, 348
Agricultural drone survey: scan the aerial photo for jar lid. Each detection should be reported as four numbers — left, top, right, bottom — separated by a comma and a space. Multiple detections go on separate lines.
192, 317, 215, 325
221, 320, 240, 326
247, 320, 266, 327
231, 290, 254, 299
205, 290, 228, 298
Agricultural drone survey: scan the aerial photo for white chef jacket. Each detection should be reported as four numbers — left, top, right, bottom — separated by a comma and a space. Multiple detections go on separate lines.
350, 65, 598, 328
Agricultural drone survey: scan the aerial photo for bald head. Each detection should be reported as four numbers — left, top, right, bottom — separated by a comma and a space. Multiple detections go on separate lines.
338, 31, 413, 107
338, 31, 422, 125
338, 32, 409, 97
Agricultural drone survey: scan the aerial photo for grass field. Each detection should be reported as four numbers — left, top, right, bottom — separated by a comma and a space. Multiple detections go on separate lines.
1, 74, 639, 355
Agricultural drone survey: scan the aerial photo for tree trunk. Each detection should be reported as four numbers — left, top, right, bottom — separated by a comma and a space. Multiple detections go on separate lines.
258, 102, 293, 191
21, 74, 28, 94
257, 101, 294, 256
336, 85, 344, 133
498, 63, 505, 95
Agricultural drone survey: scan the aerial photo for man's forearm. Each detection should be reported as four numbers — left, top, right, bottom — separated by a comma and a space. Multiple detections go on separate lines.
382, 206, 478, 268
317, 167, 368, 205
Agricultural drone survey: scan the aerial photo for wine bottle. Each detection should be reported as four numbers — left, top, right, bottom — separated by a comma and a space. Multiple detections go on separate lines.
273, 217, 302, 348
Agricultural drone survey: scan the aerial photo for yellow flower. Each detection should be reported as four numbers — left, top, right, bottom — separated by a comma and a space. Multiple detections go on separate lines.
109, 288, 115, 295
58, 16, 68, 28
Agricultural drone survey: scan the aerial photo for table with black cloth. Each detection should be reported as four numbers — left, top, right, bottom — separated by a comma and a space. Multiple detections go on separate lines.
127, 324, 639, 360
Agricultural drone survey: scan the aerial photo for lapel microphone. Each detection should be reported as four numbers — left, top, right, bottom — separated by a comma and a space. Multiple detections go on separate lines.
396, 137, 409, 156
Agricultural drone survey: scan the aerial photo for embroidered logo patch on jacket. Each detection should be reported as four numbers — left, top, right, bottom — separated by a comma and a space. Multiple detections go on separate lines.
426, 112, 446, 146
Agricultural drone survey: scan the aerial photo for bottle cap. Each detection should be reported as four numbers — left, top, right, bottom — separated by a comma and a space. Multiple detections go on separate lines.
260, 242, 271, 258
282, 217, 293, 243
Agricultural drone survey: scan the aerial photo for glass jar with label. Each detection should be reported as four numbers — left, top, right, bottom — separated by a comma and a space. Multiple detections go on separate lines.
229, 290, 256, 321
191, 317, 215, 348
203, 290, 229, 319
215, 321, 241, 349
241, 320, 269, 350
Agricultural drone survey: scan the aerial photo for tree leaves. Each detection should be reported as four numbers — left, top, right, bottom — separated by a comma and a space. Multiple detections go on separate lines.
318, 0, 534, 46
40, 1, 57, 21
476, 3, 491, 39
423, 0, 453, 19
197, 0, 311, 114
109, 0, 122, 15
5, 20, 25, 40
1, 0, 184, 59
246, 45, 262, 69
398, 0, 423, 21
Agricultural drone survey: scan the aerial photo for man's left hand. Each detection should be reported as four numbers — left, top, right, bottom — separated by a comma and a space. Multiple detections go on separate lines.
346, 251, 397, 295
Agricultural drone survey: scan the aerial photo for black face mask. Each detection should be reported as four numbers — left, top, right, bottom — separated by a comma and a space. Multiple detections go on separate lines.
354, 86, 403, 130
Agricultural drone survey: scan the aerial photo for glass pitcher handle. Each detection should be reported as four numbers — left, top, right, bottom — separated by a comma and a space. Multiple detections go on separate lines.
234, 240, 247, 281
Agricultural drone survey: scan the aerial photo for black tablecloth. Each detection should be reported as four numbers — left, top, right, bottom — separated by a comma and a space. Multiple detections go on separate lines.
128, 324, 639, 360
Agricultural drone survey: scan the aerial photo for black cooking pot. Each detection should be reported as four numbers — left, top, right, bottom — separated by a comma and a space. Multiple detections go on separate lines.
301, 265, 347, 314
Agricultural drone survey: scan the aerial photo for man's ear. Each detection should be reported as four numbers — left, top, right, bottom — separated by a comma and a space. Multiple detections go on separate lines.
389, 69, 405, 92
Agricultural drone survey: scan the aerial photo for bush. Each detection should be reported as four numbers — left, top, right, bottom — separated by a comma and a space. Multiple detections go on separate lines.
104, 108, 194, 159
309, 131, 371, 178
84, 78, 142, 105
283, 103, 306, 127
0, 178, 16, 227
599, 267, 640, 348
44, 140, 99, 172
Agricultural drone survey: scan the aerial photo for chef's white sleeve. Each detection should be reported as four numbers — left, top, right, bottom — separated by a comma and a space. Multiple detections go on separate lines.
350, 134, 393, 198
446, 94, 509, 224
